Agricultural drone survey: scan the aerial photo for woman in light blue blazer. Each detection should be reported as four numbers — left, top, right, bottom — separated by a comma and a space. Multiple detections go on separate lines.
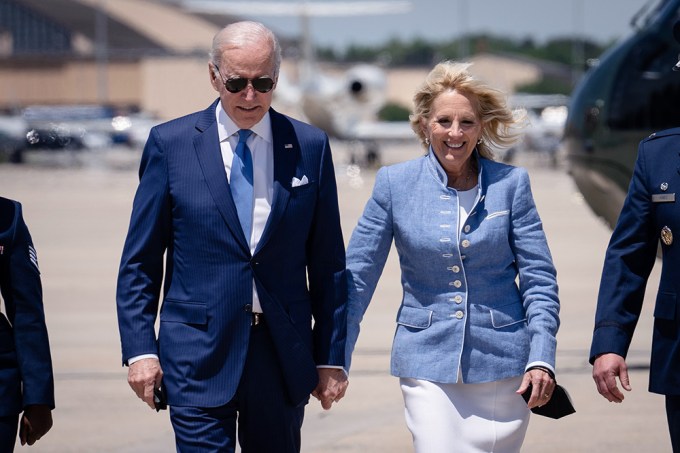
345, 61, 560, 452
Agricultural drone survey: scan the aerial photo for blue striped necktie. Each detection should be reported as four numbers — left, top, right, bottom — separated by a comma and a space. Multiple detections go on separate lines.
231, 129, 254, 244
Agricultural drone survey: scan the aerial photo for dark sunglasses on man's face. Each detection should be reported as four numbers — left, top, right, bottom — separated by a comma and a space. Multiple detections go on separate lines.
225, 77, 275, 93
213, 64, 274, 94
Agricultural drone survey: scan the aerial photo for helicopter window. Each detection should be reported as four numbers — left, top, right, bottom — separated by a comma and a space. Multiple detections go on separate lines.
608, 33, 680, 131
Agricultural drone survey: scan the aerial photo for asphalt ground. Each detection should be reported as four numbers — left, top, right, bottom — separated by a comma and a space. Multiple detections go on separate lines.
0, 143, 670, 452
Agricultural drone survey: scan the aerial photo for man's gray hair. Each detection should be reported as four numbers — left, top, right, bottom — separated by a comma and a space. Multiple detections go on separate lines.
209, 21, 282, 78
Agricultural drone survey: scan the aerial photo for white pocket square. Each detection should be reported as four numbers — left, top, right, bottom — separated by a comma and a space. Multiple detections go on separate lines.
291, 175, 309, 187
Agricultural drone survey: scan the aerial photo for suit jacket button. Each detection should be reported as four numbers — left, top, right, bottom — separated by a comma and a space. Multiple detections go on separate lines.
243, 304, 252, 312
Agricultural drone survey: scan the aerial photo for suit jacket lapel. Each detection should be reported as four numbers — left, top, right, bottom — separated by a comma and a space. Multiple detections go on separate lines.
193, 100, 250, 253
255, 109, 296, 253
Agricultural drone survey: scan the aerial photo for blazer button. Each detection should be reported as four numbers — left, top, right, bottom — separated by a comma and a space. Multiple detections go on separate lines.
464, 225, 471, 233
452, 265, 460, 273
461, 239, 470, 248
455, 311, 464, 319
453, 295, 463, 304
243, 304, 252, 312
453, 280, 462, 288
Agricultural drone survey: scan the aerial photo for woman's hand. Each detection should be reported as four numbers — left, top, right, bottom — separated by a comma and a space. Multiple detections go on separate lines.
516, 367, 556, 409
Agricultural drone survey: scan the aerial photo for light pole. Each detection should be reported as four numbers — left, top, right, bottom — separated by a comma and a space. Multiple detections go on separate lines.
95, 0, 109, 104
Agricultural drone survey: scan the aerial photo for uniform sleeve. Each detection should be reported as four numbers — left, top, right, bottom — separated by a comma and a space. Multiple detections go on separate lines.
589, 141, 657, 362
8, 204, 55, 409
344, 167, 395, 371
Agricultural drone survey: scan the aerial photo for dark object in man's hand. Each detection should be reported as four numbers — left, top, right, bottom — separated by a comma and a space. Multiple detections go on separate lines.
154, 387, 167, 412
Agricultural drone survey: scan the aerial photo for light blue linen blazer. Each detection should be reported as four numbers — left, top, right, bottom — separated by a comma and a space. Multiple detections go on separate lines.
346, 150, 560, 384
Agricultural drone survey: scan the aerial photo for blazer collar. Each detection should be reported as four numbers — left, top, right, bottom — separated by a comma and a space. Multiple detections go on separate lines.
426, 147, 486, 194
195, 99, 219, 133
193, 99, 251, 253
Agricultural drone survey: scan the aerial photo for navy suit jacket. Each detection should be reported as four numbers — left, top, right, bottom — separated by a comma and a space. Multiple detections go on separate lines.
0, 197, 55, 417
590, 128, 680, 395
116, 101, 347, 407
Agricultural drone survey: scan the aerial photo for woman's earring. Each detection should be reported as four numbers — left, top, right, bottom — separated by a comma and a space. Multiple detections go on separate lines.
425, 137, 430, 145
477, 138, 484, 145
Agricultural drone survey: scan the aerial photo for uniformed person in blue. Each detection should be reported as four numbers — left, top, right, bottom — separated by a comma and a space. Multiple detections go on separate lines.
0, 197, 55, 451
590, 20, 680, 453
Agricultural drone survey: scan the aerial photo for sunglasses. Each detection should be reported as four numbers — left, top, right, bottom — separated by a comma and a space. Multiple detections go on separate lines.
213, 64, 274, 93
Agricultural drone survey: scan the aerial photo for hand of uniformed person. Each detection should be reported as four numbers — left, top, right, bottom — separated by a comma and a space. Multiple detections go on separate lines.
128, 357, 164, 410
19, 404, 53, 446
593, 352, 631, 403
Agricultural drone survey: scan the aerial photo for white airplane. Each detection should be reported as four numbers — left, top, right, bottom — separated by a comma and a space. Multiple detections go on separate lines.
504, 93, 569, 165
182, 0, 416, 165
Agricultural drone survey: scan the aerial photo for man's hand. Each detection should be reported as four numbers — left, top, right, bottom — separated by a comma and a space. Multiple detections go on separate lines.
312, 368, 348, 410
19, 405, 53, 446
128, 358, 164, 410
593, 353, 631, 403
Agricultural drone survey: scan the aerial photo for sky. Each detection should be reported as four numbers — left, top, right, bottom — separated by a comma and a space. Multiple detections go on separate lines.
220, 0, 655, 51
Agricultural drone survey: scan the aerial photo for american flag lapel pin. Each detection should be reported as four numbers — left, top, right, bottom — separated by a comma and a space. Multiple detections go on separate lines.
284, 144, 293, 149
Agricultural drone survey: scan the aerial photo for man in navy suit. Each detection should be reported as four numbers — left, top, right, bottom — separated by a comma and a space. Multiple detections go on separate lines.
0, 197, 55, 451
116, 21, 348, 452
590, 20, 680, 452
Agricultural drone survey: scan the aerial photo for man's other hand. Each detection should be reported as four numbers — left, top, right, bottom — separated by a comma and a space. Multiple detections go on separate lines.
312, 368, 348, 410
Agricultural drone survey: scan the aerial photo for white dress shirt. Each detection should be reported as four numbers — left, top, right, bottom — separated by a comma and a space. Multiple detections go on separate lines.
215, 102, 274, 314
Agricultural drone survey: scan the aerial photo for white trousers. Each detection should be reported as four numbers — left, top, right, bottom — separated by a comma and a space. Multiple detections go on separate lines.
400, 376, 530, 453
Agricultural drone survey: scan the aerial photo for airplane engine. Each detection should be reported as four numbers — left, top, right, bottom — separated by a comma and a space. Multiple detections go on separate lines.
301, 63, 389, 140
344, 64, 387, 108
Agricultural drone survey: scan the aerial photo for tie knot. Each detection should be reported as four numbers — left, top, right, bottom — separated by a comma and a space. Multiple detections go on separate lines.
238, 129, 253, 144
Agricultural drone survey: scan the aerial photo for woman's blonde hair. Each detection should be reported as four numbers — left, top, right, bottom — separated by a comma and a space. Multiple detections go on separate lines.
410, 61, 526, 160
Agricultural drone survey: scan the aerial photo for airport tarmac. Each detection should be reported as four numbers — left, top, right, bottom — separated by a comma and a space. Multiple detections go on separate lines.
0, 143, 670, 452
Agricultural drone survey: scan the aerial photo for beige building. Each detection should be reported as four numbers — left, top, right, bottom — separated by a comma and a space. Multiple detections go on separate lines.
1, 0, 556, 121
1, 0, 230, 119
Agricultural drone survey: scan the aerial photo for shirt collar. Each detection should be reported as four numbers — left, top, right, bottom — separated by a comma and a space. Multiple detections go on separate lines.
215, 101, 272, 144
